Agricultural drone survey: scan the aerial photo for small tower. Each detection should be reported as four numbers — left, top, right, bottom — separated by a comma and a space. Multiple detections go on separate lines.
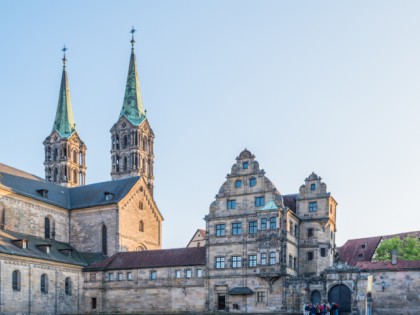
43, 47, 87, 187
110, 28, 155, 194
296, 172, 337, 276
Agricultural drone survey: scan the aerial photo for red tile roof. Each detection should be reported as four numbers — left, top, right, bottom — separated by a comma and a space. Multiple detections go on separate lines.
338, 231, 420, 267
85, 247, 206, 271
338, 236, 382, 266
356, 260, 420, 270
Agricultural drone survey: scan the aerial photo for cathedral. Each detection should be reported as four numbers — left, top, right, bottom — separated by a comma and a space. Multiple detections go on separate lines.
0, 32, 419, 315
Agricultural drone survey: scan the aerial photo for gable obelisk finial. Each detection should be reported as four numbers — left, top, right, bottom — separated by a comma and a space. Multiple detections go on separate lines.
62, 45, 67, 68
130, 27, 136, 51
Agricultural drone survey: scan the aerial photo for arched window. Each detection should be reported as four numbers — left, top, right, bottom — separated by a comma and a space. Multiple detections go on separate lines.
139, 201, 144, 210
40, 274, 48, 293
102, 225, 107, 255
65, 277, 72, 295
53, 168, 58, 182
45, 217, 51, 239
73, 169, 77, 184
53, 148, 58, 161
73, 150, 77, 163
139, 220, 144, 232
123, 135, 128, 148
12, 270, 21, 291
115, 155, 120, 171
123, 156, 128, 171
143, 138, 147, 151
116, 135, 120, 149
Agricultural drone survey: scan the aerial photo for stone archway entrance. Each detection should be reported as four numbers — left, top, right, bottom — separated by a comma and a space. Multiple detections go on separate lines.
328, 284, 352, 313
311, 290, 321, 304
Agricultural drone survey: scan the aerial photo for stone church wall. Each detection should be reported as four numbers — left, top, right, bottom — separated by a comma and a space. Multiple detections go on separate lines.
0, 194, 69, 242
119, 183, 161, 251
70, 206, 118, 255
0, 254, 82, 315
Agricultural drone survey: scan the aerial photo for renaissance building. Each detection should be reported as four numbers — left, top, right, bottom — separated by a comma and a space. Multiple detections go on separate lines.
0, 33, 419, 315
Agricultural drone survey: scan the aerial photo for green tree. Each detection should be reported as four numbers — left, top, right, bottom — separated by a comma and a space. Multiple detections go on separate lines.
375, 235, 420, 261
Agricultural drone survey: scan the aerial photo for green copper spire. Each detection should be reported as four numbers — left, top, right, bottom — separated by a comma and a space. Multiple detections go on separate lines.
119, 27, 146, 126
52, 46, 77, 138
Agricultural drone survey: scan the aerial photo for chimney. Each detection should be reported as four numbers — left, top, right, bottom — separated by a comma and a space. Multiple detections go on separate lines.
391, 249, 397, 265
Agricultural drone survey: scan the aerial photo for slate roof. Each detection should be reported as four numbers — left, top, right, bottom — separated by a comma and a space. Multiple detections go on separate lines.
283, 194, 298, 213
69, 176, 140, 209
0, 164, 140, 210
338, 231, 420, 266
0, 229, 87, 266
85, 247, 206, 271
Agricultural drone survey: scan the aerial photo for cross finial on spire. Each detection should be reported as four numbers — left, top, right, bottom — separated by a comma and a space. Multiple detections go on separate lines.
130, 27, 136, 50
62, 45, 67, 68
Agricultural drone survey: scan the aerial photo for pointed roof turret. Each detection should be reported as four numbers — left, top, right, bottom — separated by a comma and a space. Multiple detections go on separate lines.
119, 27, 146, 126
52, 46, 77, 138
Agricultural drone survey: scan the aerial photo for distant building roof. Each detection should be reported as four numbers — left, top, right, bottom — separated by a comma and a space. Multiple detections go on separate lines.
283, 194, 298, 213
0, 163, 44, 181
85, 247, 206, 271
186, 229, 207, 247
356, 260, 420, 271
0, 164, 140, 210
338, 231, 420, 266
0, 229, 88, 266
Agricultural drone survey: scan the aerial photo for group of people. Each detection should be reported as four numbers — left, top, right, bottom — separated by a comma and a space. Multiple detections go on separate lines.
303, 301, 339, 315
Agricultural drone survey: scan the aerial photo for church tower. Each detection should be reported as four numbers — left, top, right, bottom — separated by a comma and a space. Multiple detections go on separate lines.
43, 47, 87, 187
110, 29, 155, 194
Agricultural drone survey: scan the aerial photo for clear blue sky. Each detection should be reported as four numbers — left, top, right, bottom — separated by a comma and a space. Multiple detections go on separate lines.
1, 1, 419, 249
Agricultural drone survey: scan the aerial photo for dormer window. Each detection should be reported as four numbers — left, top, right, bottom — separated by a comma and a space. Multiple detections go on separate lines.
59, 248, 74, 257
361, 243, 367, 249
104, 192, 114, 201
37, 189, 49, 199
243, 162, 249, 169
37, 244, 52, 254
310, 183, 316, 191
12, 239, 29, 249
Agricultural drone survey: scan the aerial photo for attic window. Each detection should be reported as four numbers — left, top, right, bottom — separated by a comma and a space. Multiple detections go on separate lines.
104, 192, 114, 201
37, 244, 52, 254
37, 189, 49, 198
12, 239, 29, 249
361, 243, 367, 249
59, 248, 74, 257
